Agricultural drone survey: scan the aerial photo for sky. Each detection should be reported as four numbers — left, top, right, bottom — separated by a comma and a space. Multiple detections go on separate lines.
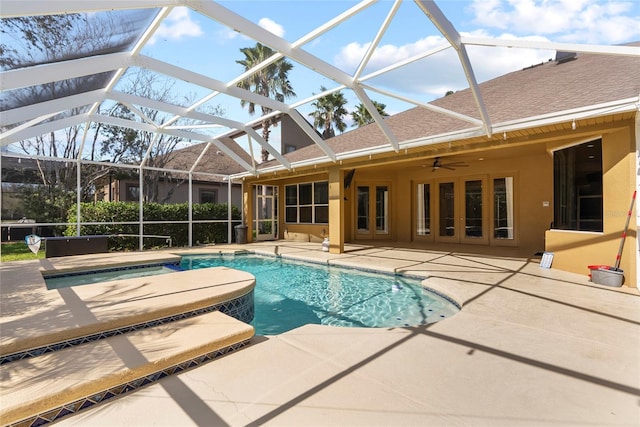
5, 0, 638, 160
131, 0, 640, 153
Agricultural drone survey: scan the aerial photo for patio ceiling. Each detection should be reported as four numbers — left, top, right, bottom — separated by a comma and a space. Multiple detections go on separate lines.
1, 0, 639, 177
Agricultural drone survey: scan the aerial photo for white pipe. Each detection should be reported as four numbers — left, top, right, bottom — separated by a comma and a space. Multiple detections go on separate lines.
188, 172, 193, 247
636, 113, 640, 290
228, 178, 233, 244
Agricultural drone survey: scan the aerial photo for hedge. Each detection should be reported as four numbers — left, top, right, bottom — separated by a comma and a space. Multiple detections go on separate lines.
65, 201, 241, 251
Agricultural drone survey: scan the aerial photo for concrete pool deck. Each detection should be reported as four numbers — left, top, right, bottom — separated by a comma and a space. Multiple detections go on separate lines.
2, 242, 639, 426
0, 252, 255, 356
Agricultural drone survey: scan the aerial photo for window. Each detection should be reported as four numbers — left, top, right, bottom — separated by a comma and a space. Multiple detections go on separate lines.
285, 181, 329, 224
553, 139, 603, 232
200, 190, 217, 204
357, 186, 369, 231
416, 183, 431, 235
126, 184, 139, 202
493, 177, 514, 239
439, 182, 455, 237
465, 180, 483, 238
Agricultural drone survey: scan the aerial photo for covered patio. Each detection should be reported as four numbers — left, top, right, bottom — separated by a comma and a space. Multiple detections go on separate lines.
2, 242, 639, 425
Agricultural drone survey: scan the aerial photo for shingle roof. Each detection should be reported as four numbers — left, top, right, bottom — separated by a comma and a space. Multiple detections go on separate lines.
166, 138, 253, 177
265, 43, 640, 168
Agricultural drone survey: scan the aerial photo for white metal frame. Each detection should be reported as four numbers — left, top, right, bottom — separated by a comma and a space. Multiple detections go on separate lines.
2, 0, 637, 173
1, 0, 639, 249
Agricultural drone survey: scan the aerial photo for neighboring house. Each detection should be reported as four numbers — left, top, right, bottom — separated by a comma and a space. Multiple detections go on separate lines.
240, 46, 639, 286
280, 114, 318, 154
99, 138, 251, 208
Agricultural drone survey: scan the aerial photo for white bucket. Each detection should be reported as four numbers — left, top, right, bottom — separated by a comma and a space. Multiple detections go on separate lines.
590, 268, 624, 287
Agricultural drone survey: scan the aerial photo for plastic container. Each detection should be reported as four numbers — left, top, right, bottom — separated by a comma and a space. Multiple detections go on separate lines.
587, 264, 610, 281
234, 225, 248, 244
590, 268, 624, 287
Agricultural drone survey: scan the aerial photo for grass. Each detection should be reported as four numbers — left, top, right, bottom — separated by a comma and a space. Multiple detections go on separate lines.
1, 241, 45, 262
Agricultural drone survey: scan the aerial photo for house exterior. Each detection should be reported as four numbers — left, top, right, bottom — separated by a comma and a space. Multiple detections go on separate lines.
98, 139, 251, 208
239, 46, 639, 287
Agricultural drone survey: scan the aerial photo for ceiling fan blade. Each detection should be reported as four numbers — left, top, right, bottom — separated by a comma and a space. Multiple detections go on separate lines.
429, 157, 469, 171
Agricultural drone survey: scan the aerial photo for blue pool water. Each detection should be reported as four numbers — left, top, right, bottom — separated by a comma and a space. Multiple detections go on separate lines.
44, 263, 179, 289
180, 254, 459, 335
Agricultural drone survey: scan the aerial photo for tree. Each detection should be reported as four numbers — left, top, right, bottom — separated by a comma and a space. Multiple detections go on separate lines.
351, 100, 389, 128
236, 43, 296, 162
99, 69, 224, 203
309, 86, 348, 139
0, 14, 120, 224
0, 15, 82, 70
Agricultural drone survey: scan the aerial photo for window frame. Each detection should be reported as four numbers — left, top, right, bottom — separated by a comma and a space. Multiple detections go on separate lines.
126, 183, 140, 202
199, 189, 218, 204
552, 138, 603, 232
284, 181, 329, 224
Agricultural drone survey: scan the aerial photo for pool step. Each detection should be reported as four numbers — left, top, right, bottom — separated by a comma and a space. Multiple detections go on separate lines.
0, 310, 254, 427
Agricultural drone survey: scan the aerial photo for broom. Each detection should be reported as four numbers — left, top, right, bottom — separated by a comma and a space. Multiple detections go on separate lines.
614, 190, 636, 271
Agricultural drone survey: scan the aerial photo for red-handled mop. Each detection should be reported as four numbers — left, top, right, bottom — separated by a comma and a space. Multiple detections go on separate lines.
614, 190, 636, 271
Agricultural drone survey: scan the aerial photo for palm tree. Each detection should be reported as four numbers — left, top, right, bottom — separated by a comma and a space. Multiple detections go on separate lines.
236, 43, 296, 162
308, 86, 348, 139
351, 100, 389, 127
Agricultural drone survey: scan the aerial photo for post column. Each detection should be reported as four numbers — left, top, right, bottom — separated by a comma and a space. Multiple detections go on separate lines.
328, 167, 344, 253
243, 182, 253, 242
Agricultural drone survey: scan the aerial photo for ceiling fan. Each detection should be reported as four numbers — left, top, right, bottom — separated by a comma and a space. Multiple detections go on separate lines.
431, 157, 469, 171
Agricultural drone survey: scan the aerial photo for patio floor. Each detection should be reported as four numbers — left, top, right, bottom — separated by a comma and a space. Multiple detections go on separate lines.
2, 241, 639, 426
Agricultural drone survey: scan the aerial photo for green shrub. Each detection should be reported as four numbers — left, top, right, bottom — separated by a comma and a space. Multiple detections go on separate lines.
66, 202, 241, 251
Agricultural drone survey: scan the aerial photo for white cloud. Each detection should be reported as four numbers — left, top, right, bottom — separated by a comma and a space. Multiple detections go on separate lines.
334, 35, 446, 73
217, 27, 243, 41
332, 0, 638, 101
469, 0, 640, 44
215, 17, 285, 42
258, 18, 285, 38
334, 32, 556, 99
149, 7, 203, 45
335, 36, 462, 98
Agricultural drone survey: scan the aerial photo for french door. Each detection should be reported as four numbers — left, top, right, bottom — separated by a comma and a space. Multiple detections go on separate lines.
356, 183, 390, 240
254, 185, 278, 241
416, 176, 515, 245
435, 177, 488, 244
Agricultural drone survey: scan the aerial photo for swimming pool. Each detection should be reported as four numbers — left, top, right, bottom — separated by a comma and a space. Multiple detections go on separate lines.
44, 262, 180, 289
180, 254, 459, 335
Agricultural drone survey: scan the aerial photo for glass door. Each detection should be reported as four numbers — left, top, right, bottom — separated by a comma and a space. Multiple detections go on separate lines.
356, 183, 390, 239
492, 176, 516, 244
436, 181, 457, 242
254, 185, 278, 241
461, 178, 488, 244
435, 178, 488, 244
357, 186, 370, 235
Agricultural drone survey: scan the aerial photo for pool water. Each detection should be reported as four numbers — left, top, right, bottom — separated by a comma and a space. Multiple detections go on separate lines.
181, 254, 459, 335
44, 263, 179, 289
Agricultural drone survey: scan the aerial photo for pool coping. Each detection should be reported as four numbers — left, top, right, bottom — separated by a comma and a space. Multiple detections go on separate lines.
0, 261, 256, 357
3, 243, 639, 426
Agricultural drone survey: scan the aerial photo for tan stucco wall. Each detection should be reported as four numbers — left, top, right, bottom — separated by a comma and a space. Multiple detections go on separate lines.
244, 115, 637, 287
347, 152, 553, 253
546, 125, 637, 286
243, 173, 329, 243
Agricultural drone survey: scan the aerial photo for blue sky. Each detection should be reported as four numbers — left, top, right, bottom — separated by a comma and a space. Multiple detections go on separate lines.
133, 0, 640, 149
